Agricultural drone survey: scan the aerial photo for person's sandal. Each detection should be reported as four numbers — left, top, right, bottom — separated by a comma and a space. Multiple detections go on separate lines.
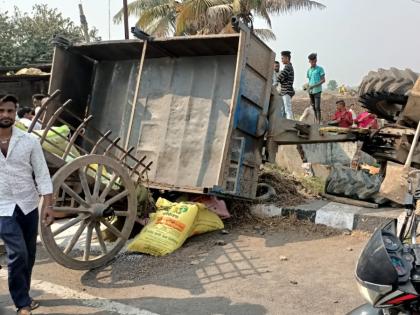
17, 306, 32, 315
30, 299, 40, 310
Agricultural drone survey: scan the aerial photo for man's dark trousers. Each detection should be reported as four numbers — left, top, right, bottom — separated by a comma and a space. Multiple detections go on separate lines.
310, 92, 322, 123
0, 206, 38, 309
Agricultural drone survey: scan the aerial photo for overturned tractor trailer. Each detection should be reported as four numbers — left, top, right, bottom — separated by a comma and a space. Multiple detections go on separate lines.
47, 28, 279, 200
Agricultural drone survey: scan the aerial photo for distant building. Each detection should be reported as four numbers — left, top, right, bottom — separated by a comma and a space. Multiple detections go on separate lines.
0, 64, 51, 107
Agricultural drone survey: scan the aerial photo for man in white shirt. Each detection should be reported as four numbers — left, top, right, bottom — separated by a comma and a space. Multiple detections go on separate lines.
0, 94, 55, 315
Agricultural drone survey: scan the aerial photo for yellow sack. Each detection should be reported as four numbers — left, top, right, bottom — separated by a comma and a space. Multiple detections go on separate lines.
157, 199, 224, 236
128, 198, 198, 256
189, 203, 224, 236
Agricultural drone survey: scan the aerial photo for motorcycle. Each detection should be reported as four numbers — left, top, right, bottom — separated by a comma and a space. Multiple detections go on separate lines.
348, 171, 420, 315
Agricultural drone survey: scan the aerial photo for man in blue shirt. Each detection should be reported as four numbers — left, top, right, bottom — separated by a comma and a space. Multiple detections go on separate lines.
306, 53, 325, 124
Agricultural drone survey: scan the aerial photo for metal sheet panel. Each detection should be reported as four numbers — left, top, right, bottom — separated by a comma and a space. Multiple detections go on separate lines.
220, 32, 275, 198
234, 97, 261, 136
247, 37, 273, 78
88, 60, 140, 146
48, 47, 95, 126
241, 68, 266, 107
146, 35, 239, 58
70, 40, 144, 61
133, 55, 237, 188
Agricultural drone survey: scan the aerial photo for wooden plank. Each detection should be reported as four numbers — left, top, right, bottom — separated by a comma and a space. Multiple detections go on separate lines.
124, 41, 148, 150
322, 193, 379, 209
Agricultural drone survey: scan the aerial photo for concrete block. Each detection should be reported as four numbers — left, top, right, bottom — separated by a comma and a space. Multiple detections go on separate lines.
250, 204, 283, 219
315, 202, 362, 230
311, 163, 331, 180
275, 145, 304, 177
315, 208, 355, 230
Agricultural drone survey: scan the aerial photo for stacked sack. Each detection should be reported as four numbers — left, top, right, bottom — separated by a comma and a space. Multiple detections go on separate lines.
128, 198, 224, 256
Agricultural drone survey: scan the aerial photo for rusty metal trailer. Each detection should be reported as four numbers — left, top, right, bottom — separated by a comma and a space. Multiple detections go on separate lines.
47, 29, 276, 200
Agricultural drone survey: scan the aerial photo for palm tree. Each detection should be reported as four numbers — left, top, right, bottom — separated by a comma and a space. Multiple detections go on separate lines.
114, 0, 325, 40
175, 0, 232, 35
114, 0, 178, 37
208, 0, 326, 39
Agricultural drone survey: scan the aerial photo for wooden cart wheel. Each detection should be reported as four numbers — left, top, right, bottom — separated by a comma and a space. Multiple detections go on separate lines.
40, 154, 137, 270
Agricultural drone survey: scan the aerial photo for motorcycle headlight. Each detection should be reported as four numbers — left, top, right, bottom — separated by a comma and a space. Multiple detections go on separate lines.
357, 282, 381, 304
356, 277, 392, 305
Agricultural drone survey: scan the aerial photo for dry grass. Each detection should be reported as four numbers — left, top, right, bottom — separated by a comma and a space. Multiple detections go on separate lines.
226, 165, 324, 227
261, 164, 324, 198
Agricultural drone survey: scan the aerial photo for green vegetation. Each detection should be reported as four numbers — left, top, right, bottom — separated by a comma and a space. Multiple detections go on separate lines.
299, 175, 326, 195
114, 0, 325, 40
327, 80, 338, 91
0, 4, 100, 66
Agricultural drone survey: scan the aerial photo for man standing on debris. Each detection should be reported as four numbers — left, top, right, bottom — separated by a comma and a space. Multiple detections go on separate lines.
278, 51, 295, 119
329, 100, 353, 128
306, 53, 325, 124
0, 94, 55, 315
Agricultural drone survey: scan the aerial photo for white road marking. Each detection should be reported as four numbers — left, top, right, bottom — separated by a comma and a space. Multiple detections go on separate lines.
0, 270, 159, 315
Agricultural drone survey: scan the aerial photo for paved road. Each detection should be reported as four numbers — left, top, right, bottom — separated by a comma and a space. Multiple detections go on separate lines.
0, 221, 367, 315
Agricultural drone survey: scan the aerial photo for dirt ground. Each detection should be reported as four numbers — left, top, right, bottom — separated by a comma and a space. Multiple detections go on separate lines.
0, 217, 368, 315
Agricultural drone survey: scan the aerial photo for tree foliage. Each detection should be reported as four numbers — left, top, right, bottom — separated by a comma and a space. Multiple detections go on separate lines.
114, 0, 325, 40
0, 5, 100, 66
327, 79, 338, 91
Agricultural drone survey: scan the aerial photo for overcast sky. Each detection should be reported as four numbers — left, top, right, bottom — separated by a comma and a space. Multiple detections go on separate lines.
2, 0, 420, 87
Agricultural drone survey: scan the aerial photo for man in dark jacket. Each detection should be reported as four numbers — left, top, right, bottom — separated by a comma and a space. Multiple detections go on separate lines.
278, 51, 295, 119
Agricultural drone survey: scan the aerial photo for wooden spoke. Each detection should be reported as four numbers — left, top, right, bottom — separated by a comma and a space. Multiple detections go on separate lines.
78, 169, 92, 202
61, 183, 90, 208
114, 211, 129, 217
53, 206, 90, 214
95, 222, 108, 255
100, 219, 123, 239
83, 223, 94, 261
99, 173, 120, 202
63, 220, 88, 254
104, 190, 129, 208
53, 214, 90, 237
44, 154, 138, 270
92, 164, 104, 198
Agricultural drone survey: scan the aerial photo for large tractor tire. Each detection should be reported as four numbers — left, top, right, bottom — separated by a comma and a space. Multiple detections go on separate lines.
326, 164, 387, 204
358, 68, 419, 122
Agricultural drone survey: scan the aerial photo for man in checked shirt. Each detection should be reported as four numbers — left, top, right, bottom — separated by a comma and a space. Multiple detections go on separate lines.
0, 94, 55, 315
